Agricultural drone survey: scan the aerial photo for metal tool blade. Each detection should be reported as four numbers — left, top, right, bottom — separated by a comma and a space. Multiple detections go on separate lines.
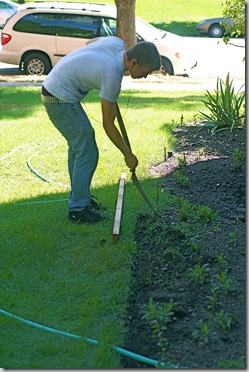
131, 172, 156, 213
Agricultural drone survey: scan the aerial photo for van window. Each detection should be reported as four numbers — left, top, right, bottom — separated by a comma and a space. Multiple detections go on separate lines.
103, 17, 117, 35
102, 17, 142, 41
13, 13, 101, 38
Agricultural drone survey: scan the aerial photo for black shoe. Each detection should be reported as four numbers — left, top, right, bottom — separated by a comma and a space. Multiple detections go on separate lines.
90, 195, 107, 211
68, 206, 108, 223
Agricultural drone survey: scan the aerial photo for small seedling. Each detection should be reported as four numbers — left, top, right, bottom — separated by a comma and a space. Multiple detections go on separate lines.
173, 170, 190, 187
192, 320, 211, 344
197, 205, 219, 222
141, 298, 175, 359
177, 153, 187, 167
184, 263, 210, 285
187, 237, 200, 254
215, 309, 238, 330
214, 271, 236, 295
215, 254, 230, 272
217, 358, 245, 368
207, 292, 218, 312
163, 246, 184, 262
195, 147, 207, 160
229, 231, 238, 247
178, 197, 194, 221
231, 148, 245, 171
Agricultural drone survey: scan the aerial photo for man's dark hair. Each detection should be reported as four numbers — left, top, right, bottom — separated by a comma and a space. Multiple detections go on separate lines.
126, 41, 162, 71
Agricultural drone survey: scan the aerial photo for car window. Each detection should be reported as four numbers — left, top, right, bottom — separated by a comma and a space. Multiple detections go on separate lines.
13, 12, 102, 38
103, 17, 117, 35
103, 16, 143, 42
99, 18, 113, 36
0, 1, 13, 9
136, 16, 166, 42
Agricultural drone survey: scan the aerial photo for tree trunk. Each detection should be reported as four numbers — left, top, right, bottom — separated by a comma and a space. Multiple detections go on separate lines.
114, 0, 136, 49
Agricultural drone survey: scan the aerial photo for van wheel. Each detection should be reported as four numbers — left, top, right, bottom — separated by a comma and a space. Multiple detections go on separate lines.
161, 56, 174, 75
23, 53, 52, 75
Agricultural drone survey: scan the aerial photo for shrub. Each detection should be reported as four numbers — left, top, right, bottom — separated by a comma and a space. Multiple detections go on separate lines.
198, 73, 245, 134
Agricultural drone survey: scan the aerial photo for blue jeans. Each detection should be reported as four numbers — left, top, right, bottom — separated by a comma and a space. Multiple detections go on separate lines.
43, 102, 99, 212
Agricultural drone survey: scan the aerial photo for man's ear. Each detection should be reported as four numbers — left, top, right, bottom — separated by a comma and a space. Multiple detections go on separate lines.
131, 58, 138, 66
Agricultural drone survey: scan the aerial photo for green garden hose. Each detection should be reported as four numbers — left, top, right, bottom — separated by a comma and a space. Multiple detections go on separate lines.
0, 308, 185, 368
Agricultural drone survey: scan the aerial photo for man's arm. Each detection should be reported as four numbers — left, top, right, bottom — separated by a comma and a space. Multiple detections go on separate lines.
101, 98, 138, 172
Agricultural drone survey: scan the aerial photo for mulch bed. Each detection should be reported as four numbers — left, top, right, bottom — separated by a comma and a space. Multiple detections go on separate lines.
122, 124, 245, 368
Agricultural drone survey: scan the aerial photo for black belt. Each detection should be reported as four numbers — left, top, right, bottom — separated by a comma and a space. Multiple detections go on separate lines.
42, 86, 53, 96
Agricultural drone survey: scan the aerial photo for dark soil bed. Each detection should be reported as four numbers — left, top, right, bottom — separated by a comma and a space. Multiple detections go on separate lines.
122, 124, 246, 368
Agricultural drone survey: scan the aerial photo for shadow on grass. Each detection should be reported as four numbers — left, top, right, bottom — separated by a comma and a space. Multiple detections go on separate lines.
1, 175, 160, 242
0, 87, 205, 121
118, 92, 205, 112
151, 21, 201, 37
0, 87, 42, 105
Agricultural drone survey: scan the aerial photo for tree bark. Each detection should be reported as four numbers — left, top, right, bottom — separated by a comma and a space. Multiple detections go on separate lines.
114, 0, 136, 49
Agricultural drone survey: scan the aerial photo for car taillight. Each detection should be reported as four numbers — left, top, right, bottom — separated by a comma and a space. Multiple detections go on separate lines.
1, 33, 12, 45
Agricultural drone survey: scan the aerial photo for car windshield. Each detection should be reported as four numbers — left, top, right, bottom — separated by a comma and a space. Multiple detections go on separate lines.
103, 14, 166, 42
135, 16, 166, 41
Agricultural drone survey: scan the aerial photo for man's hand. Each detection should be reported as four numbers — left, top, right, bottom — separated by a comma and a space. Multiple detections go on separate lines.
124, 152, 138, 172
101, 99, 139, 171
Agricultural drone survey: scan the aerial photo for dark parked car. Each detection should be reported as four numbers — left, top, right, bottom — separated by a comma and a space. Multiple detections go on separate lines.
196, 17, 234, 38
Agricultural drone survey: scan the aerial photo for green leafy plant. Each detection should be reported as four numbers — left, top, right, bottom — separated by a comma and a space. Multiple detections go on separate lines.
222, 0, 245, 42
177, 154, 187, 167
177, 198, 219, 224
173, 170, 190, 187
215, 253, 230, 272
178, 197, 194, 221
231, 148, 245, 171
141, 298, 175, 359
217, 357, 245, 368
207, 291, 218, 312
192, 320, 211, 344
184, 263, 210, 285
195, 147, 207, 160
163, 246, 184, 262
229, 231, 238, 247
187, 237, 200, 254
213, 271, 236, 295
197, 205, 219, 222
215, 309, 238, 330
199, 73, 245, 134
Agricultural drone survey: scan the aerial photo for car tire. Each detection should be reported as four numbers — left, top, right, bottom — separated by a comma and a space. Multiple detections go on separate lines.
23, 53, 52, 75
208, 23, 225, 38
161, 56, 174, 76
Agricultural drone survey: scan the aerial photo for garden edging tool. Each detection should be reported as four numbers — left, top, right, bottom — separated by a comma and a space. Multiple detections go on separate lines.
116, 103, 156, 216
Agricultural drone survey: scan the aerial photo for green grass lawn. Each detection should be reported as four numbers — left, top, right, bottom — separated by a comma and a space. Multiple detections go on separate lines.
0, 86, 208, 367
135, 0, 223, 36
18, 0, 224, 36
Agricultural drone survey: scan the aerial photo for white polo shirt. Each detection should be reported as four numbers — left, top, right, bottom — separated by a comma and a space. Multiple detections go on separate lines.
43, 36, 125, 103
